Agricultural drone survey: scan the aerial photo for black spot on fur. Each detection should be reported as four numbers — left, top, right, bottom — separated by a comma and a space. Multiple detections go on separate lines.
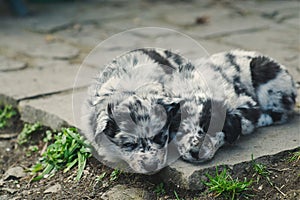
199, 100, 212, 133
137, 49, 176, 74
250, 56, 282, 89
223, 112, 242, 144
265, 110, 283, 123
226, 53, 240, 72
178, 62, 195, 72
164, 50, 184, 66
128, 100, 150, 124
211, 64, 232, 84
233, 76, 251, 96
238, 106, 261, 124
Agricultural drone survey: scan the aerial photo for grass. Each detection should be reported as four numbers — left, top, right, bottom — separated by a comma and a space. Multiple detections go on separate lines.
154, 182, 166, 196
30, 127, 91, 181
289, 150, 300, 162
251, 155, 272, 186
0, 105, 16, 128
110, 168, 121, 181
96, 172, 107, 182
204, 167, 252, 200
174, 190, 183, 200
17, 122, 41, 145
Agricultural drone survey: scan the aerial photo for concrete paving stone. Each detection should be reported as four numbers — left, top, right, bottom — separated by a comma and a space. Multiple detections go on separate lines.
27, 17, 74, 34
261, 6, 299, 23
188, 15, 270, 39
55, 24, 110, 49
0, 63, 96, 102
31, 58, 70, 69
0, 56, 27, 72
19, 91, 78, 130
284, 17, 300, 29
0, 30, 79, 60
25, 42, 79, 60
158, 112, 300, 190
220, 25, 300, 80
232, 0, 300, 15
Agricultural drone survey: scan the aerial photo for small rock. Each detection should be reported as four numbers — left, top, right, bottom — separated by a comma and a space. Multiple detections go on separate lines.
101, 184, 151, 200
0, 179, 4, 186
44, 183, 62, 194
3, 166, 26, 180
0, 195, 9, 200
1, 187, 17, 194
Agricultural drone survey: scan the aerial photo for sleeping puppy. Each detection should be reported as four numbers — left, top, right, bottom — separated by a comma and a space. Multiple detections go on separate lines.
81, 48, 297, 173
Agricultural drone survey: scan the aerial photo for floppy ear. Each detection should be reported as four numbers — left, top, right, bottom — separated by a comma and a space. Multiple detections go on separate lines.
103, 104, 120, 138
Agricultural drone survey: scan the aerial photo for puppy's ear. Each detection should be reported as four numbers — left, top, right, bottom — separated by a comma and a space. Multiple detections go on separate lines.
102, 104, 120, 138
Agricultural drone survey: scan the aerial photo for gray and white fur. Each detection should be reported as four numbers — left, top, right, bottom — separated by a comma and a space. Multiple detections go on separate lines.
81, 48, 297, 173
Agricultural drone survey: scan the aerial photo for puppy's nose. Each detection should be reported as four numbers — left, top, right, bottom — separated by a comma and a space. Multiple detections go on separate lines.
189, 149, 199, 159
142, 162, 158, 172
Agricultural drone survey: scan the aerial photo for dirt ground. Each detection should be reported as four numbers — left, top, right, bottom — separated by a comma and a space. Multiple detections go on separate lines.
0, 112, 299, 200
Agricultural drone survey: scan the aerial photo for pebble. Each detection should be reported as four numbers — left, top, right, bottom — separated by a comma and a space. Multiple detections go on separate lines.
3, 166, 26, 180
44, 183, 62, 194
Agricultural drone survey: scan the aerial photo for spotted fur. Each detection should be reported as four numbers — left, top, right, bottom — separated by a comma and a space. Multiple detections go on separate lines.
81, 48, 297, 173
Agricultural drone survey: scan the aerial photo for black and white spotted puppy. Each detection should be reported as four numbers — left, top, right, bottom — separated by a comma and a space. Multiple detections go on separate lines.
82, 48, 297, 174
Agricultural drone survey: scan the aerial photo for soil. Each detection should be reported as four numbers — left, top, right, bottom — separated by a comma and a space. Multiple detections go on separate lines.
0, 113, 299, 200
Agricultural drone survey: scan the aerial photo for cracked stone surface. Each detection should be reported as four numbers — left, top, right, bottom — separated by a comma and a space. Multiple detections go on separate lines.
0, 0, 299, 190
0, 56, 27, 72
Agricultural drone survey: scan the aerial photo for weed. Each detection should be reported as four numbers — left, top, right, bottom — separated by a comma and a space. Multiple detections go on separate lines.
174, 190, 183, 200
17, 122, 41, 145
154, 182, 166, 196
0, 105, 16, 128
110, 168, 121, 181
289, 150, 300, 162
30, 127, 91, 181
96, 172, 107, 182
251, 155, 272, 186
204, 167, 252, 200
43, 130, 53, 143
26, 145, 39, 157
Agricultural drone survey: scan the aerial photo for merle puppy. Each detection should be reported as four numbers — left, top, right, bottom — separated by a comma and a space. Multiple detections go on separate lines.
82, 48, 297, 173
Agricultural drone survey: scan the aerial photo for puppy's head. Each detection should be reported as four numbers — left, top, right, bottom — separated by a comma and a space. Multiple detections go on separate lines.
96, 95, 181, 173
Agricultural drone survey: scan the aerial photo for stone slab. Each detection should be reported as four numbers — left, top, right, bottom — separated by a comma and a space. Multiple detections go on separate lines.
158, 112, 300, 190
0, 30, 79, 60
0, 63, 96, 102
19, 90, 81, 130
0, 56, 27, 72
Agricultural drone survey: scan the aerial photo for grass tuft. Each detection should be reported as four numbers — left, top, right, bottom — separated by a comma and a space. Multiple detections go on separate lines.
110, 168, 121, 181
204, 167, 252, 200
30, 127, 91, 181
0, 105, 16, 129
289, 150, 300, 162
17, 122, 41, 145
154, 182, 166, 196
251, 155, 272, 186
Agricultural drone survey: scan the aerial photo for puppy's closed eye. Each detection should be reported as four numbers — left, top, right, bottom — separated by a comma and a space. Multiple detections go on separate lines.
122, 141, 138, 150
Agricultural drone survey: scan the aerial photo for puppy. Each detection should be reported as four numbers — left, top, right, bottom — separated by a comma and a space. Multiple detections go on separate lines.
81, 48, 297, 173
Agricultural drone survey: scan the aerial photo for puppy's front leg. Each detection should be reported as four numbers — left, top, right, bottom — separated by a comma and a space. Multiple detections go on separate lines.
195, 131, 225, 163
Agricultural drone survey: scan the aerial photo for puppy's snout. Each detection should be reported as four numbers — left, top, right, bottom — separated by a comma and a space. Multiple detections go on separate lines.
189, 149, 199, 159
142, 162, 158, 172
